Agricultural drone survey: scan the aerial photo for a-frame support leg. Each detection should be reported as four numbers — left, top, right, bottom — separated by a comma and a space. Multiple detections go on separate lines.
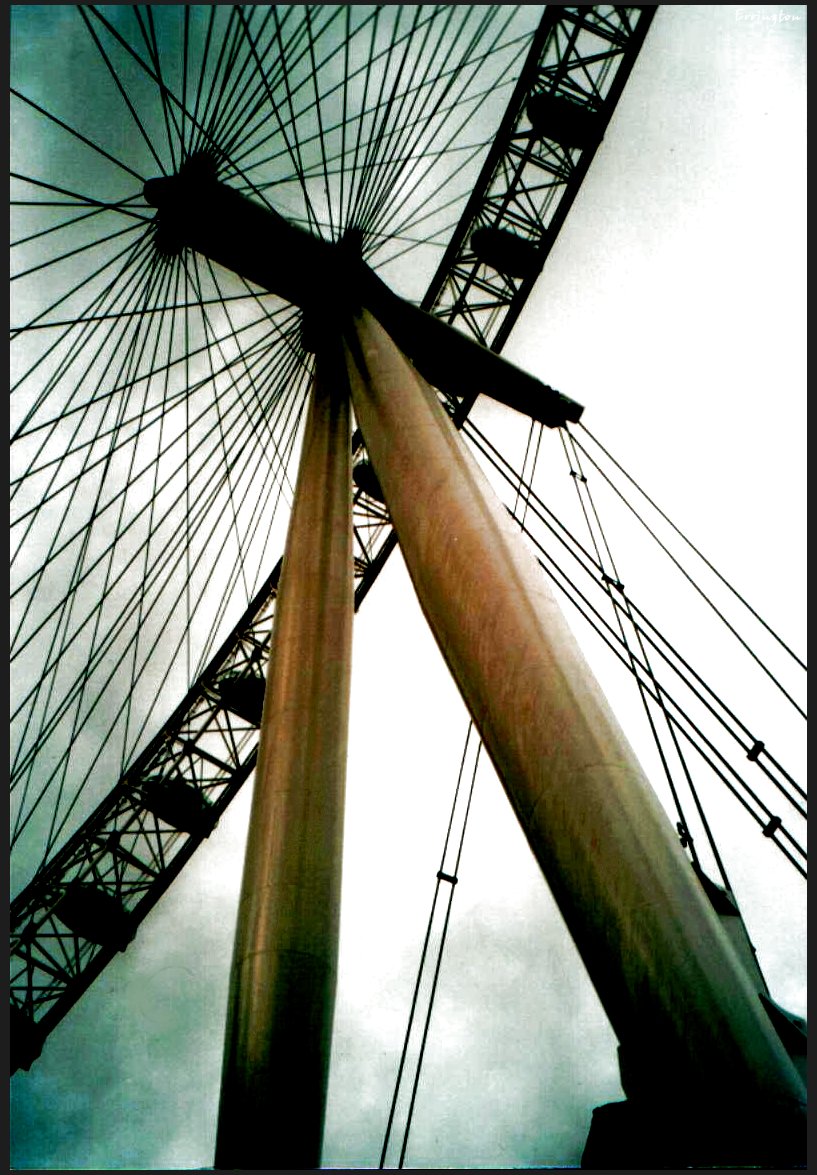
215, 341, 353, 1170
343, 308, 804, 1167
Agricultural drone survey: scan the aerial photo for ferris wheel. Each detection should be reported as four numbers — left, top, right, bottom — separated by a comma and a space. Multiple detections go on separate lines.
10, 6, 805, 1170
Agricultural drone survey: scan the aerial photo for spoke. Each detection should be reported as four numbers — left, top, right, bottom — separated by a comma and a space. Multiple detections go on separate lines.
12, 202, 141, 249
12, 339, 307, 819
11, 291, 267, 333
10, 225, 155, 344
12, 218, 147, 282
77, 4, 168, 176
10, 88, 145, 181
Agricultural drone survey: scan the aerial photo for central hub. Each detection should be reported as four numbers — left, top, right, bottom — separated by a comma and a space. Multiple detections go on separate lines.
142, 161, 583, 426
143, 155, 362, 321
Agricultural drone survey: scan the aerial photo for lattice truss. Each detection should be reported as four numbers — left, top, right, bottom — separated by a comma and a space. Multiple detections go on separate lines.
426, 6, 646, 350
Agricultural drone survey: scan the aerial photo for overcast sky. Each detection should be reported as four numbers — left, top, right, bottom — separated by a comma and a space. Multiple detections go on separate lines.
10, 5, 806, 1170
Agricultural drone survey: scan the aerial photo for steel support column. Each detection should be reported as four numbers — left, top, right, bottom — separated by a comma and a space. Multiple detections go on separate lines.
343, 309, 805, 1166
214, 343, 353, 1170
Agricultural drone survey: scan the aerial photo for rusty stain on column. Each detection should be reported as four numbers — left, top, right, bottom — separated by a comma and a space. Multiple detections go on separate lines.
343, 308, 804, 1164
215, 341, 352, 1170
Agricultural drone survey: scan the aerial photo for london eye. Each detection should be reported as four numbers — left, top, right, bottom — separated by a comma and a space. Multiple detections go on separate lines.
11, 5, 805, 1169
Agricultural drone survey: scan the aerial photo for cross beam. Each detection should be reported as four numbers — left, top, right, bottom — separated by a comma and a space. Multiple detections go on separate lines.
144, 161, 583, 430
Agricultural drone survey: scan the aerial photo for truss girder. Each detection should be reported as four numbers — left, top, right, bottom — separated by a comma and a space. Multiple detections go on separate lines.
422, 6, 655, 363
10, 458, 399, 1072
10, 5, 656, 1072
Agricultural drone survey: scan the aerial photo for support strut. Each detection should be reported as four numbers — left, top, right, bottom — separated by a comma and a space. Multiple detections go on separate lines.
214, 344, 353, 1170
342, 309, 805, 1168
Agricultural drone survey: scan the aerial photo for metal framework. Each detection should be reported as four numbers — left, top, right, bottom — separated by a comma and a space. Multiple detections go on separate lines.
10, 5, 657, 1075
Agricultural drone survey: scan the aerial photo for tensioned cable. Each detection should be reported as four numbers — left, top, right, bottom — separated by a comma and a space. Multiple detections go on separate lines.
29, 378, 307, 863
206, 5, 296, 160
16, 303, 305, 672
187, 251, 254, 604
10, 89, 145, 182
15, 9, 329, 855
11, 243, 171, 842
11, 232, 159, 440
203, 7, 344, 175
180, 6, 190, 163
12, 270, 288, 431
39, 245, 177, 862
206, 5, 300, 157
11, 322, 294, 600
121, 252, 184, 764
560, 428, 731, 889
196, 260, 301, 500
511, 513, 806, 877
256, 135, 493, 193
197, 6, 273, 162
19, 244, 174, 854
305, 5, 338, 241
13, 295, 297, 444
10, 315, 297, 601
10, 247, 164, 609
620, 594, 805, 803
11, 201, 143, 250
234, 5, 322, 235
12, 219, 147, 282
346, 5, 412, 233
379, 722, 482, 1169
352, 4, 502, 237
224, 12, 520, 197
12, 344, 309, 853
339, 7, 351, 239
358, 5, 503, 239
227, 22, 532, 193
41, 347, 305, 822
9, 174, 149, 221
188, 4, 217, 155
137, 7, 181, 174
9, 221, 155, 347
563, 453, 807, 737
343, 5, 384, 234
361, 6, 520, 246
192, 345, 310, 677
447, 464, 805, 864
397, 736, 482, 1170
365, 71, 522, 262
191, 7, 241, 159
573, 423, 807, 675
9, 317, 300, 700
11, 318, 303, 681
357, 3, 517, 230
353, 3, 438, 239
11, 292, 270, 335
462, 416, 803, 803
77, 6, 168, 176
182, 254, 293, 615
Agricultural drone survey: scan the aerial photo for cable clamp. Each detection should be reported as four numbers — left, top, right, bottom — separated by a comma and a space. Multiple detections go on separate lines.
436, 870, 458, 885
569, 469, 587, 483
747, 740, 765, 762
601, 573, 625, 590
762, 815, 782, 838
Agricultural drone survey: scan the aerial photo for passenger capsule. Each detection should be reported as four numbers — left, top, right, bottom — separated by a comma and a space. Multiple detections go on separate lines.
471, 227, 541, 279
54, 883, 132, 949
141, 776, 214, 834
526, 92, 599, 150
216, 671, 266, 726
